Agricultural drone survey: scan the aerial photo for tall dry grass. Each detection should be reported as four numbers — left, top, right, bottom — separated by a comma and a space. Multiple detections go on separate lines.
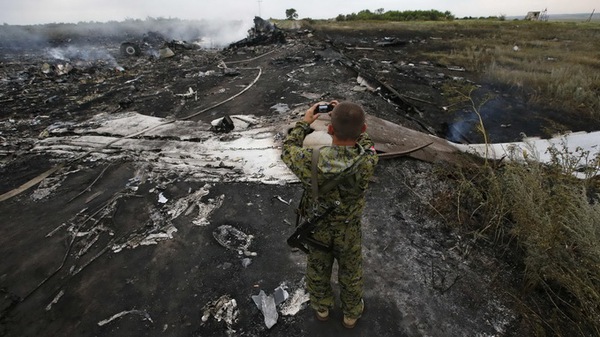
422, 21, 600, 116
447, 142, 600, 336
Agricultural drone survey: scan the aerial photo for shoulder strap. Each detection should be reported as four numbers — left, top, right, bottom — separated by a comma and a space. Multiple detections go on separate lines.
310, 145, 367, 201
311, 147, 322, 201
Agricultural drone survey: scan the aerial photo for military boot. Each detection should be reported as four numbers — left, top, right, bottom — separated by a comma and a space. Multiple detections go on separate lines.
342, 299, 364, 328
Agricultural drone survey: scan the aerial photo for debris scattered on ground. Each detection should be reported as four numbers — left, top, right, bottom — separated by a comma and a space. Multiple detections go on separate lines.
252, 290, 278, 329
210, 115, 235, 133
44, 290, 65, 311
201, 295, 239, 336
213, 225, 257, 256
175, 87, 197, 100
2, 17, 598, 337
97, 309, 153, 326
280, 287, 310, 316
273, 195, 292, 205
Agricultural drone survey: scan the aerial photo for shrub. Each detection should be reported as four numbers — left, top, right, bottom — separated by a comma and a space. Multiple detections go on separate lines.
448, 145, 600, 336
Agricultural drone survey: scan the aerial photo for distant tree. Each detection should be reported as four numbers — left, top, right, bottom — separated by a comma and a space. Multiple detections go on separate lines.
285, 8, 298, 20
341, 9, 454, 22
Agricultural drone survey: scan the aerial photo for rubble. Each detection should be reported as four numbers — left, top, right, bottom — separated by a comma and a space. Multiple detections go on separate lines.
252, 290, 278, 329
228, 17, 285, 49
213, 225, 256, 256
0, 18, 598, 337
251, 285, 290, 329
201, 295, 239, 335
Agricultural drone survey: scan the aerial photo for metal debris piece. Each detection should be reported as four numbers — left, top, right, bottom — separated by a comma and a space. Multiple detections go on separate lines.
159, 47, 175, 58
112, 209, 177, 253
45, 290, 64, 311
46, 223, 67, 238
211, 116, 235, 133
139, 226, 178, 246
447, 65, 466, 72
201, 295, 238, 336
158, 192, 168, 204
55, 63, 73, 76
166, 185, 211, 219
175, 87, 197, 100
273, 286, 289, 305
192, 194, 224, 227
212, 225, 256, 256
97, 309, 153, 326
241, 258, 252, 268
280, 286, 310, 316
251, 290, 278, 329
251, 290, 266, 309
273, 195, 291, 205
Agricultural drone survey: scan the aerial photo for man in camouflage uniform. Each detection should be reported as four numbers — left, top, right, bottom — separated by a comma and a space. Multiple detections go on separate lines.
281, 101, 378, 328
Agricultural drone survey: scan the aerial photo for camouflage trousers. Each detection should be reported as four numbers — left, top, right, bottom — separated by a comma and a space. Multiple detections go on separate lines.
306, 219, 363, 319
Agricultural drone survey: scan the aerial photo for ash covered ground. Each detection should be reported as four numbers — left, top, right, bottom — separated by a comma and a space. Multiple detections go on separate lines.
0, 19, 582, 336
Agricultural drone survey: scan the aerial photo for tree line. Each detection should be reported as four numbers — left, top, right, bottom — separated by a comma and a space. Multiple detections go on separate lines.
335, 9, 454, 21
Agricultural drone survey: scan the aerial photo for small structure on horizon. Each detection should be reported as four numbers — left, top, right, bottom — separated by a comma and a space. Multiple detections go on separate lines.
525, 8, 548, 21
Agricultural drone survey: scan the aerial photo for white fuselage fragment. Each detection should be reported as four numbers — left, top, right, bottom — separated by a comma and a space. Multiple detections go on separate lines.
34, 112, 298, 184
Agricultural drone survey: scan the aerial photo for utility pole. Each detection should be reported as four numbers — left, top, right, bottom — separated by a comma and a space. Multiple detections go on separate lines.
258, 0, 263, 17
586, 9, 595, 23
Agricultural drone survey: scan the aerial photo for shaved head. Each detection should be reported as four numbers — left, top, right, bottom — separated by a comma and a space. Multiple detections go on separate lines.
330, 102, 366, 141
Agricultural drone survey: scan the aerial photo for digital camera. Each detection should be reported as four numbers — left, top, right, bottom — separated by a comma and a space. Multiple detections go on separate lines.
317, 104, 334, 113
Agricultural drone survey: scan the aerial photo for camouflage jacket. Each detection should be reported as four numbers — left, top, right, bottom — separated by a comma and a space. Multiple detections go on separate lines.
281, 121, 378, 224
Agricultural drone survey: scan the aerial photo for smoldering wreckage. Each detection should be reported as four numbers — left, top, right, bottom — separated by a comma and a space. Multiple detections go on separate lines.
0, 18, 598, 337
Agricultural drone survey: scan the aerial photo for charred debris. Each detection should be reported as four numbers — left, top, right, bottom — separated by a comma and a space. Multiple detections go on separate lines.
0, 17, 526, 337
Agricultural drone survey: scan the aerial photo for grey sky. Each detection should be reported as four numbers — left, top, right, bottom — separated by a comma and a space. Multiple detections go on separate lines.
1, 0, 596, 25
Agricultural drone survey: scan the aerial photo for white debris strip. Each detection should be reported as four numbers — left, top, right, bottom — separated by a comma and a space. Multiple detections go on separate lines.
34, 112, 298, 185
166, 185, 211, 220
97, 310, 153, 326
139, 225, 178, 246
111, 210, 176, 253
455, 131, 600, 178
46, 223, 67, 238
45, 290, 65, 311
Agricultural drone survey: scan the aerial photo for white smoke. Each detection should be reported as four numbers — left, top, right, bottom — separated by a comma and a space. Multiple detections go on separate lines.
46, 45, 119, 67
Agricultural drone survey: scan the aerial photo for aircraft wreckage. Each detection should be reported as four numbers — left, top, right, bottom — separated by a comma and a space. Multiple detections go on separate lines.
2, 104, 598, 202
1, 16, 599, 337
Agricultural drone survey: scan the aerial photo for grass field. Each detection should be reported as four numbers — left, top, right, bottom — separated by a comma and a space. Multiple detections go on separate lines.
287, 19, 600, 118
